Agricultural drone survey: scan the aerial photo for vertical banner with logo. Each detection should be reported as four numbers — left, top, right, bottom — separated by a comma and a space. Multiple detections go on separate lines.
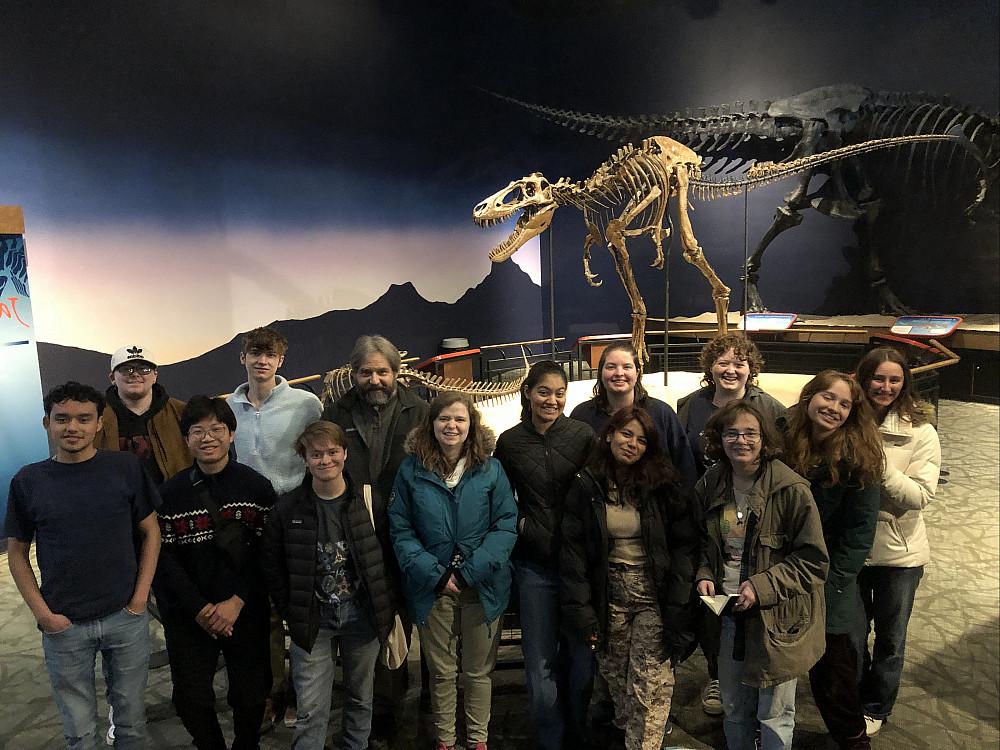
1, 207, 50, 536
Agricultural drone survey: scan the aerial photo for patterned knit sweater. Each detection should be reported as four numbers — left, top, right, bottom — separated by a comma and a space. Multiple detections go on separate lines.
153, 460, 277, 620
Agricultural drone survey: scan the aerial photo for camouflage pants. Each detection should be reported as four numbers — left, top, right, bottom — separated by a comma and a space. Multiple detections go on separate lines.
598, 564, 676, 750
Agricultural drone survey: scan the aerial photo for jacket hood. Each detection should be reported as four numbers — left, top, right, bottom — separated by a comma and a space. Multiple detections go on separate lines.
403, 422, 497, 456
105, 381, 170, 416
701, 458, 809, 509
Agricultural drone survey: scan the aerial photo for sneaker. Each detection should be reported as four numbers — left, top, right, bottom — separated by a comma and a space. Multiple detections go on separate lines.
466, 743, 487, 750
259, 697, 277, 734
435, 742, 456, 750
283, 703, 297, 728
105, 705, 115, 746
864, 715, 883, 736
701, 678, 723, 716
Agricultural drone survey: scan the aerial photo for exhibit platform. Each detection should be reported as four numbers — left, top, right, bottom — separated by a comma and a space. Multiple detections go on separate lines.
570, 312, 999, 404
668, 312, 1000, 352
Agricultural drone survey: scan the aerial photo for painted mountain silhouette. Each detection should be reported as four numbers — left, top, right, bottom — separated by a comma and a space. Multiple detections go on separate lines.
37, 260, 544, 400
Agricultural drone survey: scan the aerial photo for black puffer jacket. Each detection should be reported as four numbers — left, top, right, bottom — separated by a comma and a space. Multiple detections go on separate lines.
495, 415, 595, 569
262, 472, 395, 652
560, 467, 700, 662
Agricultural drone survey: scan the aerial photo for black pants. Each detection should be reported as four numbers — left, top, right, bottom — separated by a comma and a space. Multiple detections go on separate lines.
808, 632, 870, 750
164, 604, 272, 750
372, 618, 412, 738
698, 608, 720, 680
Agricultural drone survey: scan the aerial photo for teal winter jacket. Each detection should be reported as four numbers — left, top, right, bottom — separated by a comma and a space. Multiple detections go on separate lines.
389, 447, 517, 626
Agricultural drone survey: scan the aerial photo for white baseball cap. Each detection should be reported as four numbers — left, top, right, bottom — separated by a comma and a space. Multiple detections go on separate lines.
110, 345, 159, 372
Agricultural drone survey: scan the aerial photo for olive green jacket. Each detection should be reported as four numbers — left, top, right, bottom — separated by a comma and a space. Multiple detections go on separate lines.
696, 459, 829, 688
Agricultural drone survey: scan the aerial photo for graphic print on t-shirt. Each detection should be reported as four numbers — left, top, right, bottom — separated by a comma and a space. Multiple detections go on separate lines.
316, 540, 356, 605
120, 434, 153, 462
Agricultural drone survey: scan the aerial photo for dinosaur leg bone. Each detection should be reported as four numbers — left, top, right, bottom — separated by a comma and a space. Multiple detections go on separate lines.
674, 166, 731, 336
741, 121, 826, 311
605, 222, 650, 364
582, 210, 605, 287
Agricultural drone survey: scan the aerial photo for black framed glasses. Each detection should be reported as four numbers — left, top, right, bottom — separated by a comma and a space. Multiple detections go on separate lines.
722, 429, 760, 444
116, 365, 154, 376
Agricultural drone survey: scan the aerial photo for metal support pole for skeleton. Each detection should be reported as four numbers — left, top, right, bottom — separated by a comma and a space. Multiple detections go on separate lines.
548, 228, 556, 358
663, 239, 670, 386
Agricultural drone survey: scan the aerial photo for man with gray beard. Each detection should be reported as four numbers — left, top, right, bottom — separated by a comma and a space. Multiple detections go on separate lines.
321, 334, 428, 748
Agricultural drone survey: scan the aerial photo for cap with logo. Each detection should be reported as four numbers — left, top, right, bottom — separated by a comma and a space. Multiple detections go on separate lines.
110, 345, 159, 372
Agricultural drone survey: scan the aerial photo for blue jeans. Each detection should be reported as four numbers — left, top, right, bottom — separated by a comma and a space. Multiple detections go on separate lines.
515, 560, 595, 750
290, 601, 380, 750
858, 565, 923, 720
42, 608, 150, 750
718, 617, 797, 750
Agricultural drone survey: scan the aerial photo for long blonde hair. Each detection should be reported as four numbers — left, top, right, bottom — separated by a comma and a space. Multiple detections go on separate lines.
408, 392, 493, 478
783, 370, 884, 487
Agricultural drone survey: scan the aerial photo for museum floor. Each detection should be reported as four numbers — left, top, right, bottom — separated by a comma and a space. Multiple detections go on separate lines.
1, 399, 997, 750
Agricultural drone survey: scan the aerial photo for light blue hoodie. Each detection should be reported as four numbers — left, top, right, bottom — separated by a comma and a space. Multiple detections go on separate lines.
227, 377, 322, 495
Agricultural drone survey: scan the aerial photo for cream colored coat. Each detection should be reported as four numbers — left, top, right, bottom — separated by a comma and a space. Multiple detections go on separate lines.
865, 410, 941, 568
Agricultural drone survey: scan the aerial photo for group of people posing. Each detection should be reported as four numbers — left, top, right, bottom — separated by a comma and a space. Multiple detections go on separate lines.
5, 328, 940, 750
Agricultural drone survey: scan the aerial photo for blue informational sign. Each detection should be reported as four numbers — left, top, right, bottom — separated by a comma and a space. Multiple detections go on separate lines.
1, 233, 50, 534
890, 316, 963, 338
741, 312, 798, 331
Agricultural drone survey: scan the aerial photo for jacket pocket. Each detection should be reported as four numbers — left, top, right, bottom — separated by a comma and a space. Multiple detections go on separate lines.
756, 533, 787, 570
761, 592, 811, 643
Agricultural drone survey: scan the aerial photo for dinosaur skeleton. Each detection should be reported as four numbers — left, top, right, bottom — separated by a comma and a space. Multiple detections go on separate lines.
474, 130, 968, 363
490, 85, 998, 313
320, 357, 527, 407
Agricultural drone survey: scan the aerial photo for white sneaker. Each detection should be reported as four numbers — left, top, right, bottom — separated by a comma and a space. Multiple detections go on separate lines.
864, 715, 883, 736
106, 705, 115, 746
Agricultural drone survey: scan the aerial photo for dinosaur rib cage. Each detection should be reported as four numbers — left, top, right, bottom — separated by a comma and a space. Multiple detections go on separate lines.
321, 364, 525, 408
552, 142, 701, 233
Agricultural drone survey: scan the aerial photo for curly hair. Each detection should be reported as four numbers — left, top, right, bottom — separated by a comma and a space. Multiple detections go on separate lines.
854, 346, 931, 426
783, 370, 884, 487
409, 392, 493, 478
587, 407, 679, 507
591, 341, 649, 412
703, 401, 783, 470
44, 381, 105, 416
698, 333, 764, 389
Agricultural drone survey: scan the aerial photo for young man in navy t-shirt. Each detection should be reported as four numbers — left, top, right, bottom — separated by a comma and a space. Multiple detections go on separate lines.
5, 381, 161, 749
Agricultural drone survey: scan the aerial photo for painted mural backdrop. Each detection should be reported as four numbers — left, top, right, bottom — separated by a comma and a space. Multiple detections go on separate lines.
0, 234, 50, 523
0, 3, 996, 401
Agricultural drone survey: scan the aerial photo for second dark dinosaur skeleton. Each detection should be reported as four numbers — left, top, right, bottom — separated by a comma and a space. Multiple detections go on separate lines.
474, 130, 970, 363
489, 84, 998, 313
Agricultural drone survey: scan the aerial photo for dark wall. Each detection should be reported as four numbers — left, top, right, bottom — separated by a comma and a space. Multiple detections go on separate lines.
1, 1, 997, 372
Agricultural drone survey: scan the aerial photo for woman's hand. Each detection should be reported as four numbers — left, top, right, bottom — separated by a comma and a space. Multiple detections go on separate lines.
696, 579, 715, 596
735, 580, 758, 612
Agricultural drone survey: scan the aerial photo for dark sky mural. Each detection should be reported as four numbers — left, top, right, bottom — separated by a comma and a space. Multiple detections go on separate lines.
1, 2, 996, 374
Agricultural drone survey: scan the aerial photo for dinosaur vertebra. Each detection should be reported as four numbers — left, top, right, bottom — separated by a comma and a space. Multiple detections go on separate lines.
321, 361, 526, 407
474, 131, 969, 363
489, 85, 999, 313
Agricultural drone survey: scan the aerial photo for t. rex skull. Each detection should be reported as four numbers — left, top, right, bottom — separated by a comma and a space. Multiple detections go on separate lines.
473, 172, 559, 261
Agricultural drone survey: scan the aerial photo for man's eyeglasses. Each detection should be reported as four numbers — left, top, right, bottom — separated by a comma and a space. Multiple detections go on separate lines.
722, 429, 761, 444
116, 365, 154, 376
188, 425, 229, 441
